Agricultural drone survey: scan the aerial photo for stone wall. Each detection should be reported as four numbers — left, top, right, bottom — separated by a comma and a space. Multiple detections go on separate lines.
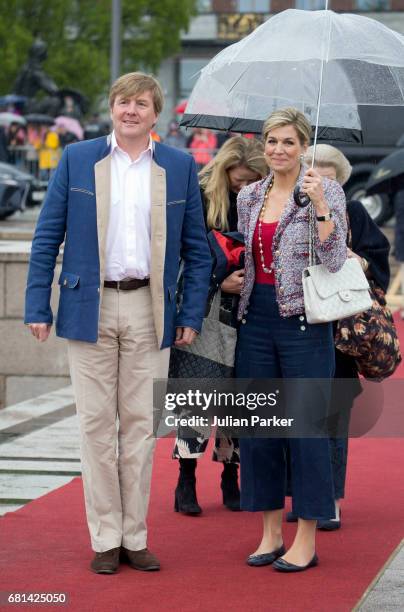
0, 241, 70, 409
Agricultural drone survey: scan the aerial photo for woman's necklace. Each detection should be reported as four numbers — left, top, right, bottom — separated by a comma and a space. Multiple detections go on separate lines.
258, 179, 275, 274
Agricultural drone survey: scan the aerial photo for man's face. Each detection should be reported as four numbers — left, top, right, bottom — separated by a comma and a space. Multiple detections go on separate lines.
110, 90, 158, 142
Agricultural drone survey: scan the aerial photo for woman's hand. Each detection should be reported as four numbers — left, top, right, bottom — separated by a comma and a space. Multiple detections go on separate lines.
347, 247, 369, 272
221, 269, 245, 294
302, 168, 328, 211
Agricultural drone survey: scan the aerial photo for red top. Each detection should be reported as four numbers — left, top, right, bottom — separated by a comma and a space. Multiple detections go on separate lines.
252, 221, 278, 285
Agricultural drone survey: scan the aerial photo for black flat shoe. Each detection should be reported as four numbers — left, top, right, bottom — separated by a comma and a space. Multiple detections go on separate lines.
317, 509, 341, 531
273, 554, 318, 573
246, 545, 285, 567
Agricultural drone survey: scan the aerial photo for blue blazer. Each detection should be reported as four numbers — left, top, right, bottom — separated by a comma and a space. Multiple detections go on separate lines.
24, 136, 211, 349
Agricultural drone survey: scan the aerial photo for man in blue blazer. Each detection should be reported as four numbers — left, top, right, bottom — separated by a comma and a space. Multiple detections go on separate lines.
25, 72, 211, 574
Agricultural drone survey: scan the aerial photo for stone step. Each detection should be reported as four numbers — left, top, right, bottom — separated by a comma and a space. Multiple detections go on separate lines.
0, 503, 24, 516
0, 459, 81, 476
0, 386, 75, 431
0, 473, 75, 504
0, 415, 80, 460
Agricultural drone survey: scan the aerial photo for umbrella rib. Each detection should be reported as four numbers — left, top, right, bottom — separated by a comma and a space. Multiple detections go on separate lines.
227, 64, 251, 95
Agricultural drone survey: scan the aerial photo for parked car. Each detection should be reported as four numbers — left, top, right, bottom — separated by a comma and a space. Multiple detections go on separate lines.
335, 106, 404, 225
0, 162, 34, 220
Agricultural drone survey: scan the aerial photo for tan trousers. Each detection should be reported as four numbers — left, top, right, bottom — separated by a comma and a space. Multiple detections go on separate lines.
68, 286, 170, 552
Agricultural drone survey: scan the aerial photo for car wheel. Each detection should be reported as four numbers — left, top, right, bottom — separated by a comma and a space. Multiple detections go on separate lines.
345, 176, 393, 226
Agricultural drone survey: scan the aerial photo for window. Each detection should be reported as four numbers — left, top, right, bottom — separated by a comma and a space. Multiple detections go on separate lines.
197, 0, 212, 12
355, 0, 390, 9
295, 0, 325, 8
179, 58, 210, 99
238, 0, 270, 12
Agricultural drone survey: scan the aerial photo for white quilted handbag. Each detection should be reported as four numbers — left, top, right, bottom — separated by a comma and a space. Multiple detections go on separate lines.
302, 205, 372, 324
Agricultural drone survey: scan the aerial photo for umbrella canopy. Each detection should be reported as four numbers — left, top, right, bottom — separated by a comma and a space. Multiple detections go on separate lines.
182, 8, 404, 141
25, 113, 55, 126
366, 148, 404, 196
0, 112, 26, 126
0, 94, 27, 106
55, 116, 83, 140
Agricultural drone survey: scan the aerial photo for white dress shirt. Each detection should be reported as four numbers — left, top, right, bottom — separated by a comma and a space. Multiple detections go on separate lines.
104, 132, 153, 281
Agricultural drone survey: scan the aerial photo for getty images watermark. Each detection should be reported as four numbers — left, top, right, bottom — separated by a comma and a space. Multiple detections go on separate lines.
163, 388, 294, 429
153, 378, 404, 439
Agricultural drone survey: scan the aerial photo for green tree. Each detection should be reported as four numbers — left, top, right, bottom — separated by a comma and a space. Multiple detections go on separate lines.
0, 0, 197, 109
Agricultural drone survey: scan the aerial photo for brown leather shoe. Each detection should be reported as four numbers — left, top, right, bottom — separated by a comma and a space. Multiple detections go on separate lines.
120, 547, 160, 571
90, 547, 120, 574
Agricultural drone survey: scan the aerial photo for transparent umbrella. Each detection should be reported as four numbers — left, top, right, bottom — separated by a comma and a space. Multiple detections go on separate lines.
182, 7, 404, 151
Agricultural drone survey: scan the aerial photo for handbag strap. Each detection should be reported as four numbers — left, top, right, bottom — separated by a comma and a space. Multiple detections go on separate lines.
308, 203, 316, 267
207, 289, 222, 320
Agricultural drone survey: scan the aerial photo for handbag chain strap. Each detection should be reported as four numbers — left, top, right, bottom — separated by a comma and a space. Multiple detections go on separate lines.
208, 289, 222, 321
308, 203, 316, 267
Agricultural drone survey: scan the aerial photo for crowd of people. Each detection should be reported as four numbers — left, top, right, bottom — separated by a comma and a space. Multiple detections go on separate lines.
24, 71, 397, 577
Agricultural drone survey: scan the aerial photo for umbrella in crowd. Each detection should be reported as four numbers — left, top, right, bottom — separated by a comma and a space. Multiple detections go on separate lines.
24, 113, 55, 126
0, 112, 26, 126
0, 94, 27, 107
55, 116, 83, 140
181, 6, 404, 153
366, 148, 404, 196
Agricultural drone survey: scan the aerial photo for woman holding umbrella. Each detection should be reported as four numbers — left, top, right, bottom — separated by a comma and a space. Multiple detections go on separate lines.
235, 108, 347, 572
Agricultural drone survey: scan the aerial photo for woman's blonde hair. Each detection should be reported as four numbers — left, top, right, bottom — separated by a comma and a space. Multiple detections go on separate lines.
262, 107, 311, 146
199, 136, 267, 230
304, 144, 352, 186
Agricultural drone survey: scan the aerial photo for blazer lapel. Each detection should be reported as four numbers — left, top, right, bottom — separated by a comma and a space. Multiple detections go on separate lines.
94, 153, 112, 287
150, 159, 166, 346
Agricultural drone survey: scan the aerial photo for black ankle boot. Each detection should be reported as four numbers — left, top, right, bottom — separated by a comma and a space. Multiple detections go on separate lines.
221, 463, 241, 511
174, 459, 202, 515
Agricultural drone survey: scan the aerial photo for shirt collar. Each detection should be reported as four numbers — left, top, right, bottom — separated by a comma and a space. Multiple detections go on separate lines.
110, 131, 154, 160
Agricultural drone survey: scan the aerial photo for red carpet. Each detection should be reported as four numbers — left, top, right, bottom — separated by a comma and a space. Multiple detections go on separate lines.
1, 436, 403, 612
1, 314, 403, 612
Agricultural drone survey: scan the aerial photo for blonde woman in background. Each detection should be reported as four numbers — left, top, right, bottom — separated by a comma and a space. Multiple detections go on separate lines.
172, 136, 268, 515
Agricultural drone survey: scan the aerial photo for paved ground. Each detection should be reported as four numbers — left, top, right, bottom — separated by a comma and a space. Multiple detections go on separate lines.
0, 387, 403, 609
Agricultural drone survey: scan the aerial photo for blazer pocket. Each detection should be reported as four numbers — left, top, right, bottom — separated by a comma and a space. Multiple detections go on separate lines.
58, 271, 80, 288
70, 187, 95, 197
167, 199, 186, 207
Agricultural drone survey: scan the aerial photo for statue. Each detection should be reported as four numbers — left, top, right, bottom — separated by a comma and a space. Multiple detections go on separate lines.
13, 38, 87, 118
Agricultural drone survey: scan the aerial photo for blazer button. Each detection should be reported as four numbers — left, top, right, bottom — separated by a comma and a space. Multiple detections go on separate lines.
241, 318, 247, 324
275, 250, 280, 256
63, 279, 67, 286
300, 325, 306, 331
299, 315, 305, 321
279, 286, 284, 294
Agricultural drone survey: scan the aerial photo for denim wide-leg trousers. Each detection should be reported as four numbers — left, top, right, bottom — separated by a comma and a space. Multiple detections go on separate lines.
235, 284, 336, 520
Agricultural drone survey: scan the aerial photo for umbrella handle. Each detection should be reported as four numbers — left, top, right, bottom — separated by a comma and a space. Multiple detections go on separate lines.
293, 186, 311, 208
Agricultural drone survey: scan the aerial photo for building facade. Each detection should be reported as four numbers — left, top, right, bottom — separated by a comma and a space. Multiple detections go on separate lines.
157, 0, 404, 134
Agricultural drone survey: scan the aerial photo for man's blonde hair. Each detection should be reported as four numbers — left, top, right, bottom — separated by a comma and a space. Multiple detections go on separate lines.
263, 107, 311, 146
109, 72, 164, 114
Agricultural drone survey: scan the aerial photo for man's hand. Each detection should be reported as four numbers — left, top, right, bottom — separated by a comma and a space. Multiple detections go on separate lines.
221, 269, 245, 294
175, 326, 197, 347
28, 323, 51, 342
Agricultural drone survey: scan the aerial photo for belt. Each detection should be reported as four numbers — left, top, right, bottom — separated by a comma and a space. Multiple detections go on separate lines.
103, 278, 150, 291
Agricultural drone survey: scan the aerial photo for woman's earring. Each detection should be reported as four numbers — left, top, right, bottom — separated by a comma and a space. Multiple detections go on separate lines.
299, 153, 304, 163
